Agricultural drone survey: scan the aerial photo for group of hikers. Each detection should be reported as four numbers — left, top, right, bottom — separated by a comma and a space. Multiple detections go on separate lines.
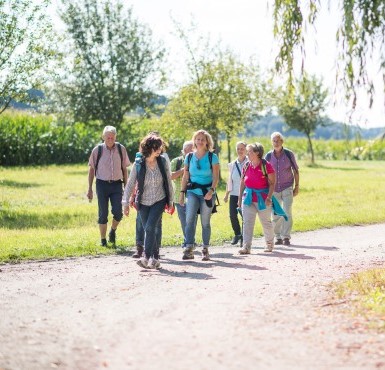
87, 126, 300, 270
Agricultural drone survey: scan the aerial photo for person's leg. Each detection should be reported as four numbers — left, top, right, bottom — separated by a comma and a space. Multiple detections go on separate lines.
132, 213, 144, 258
175, 203, 187, 245
183, 192, 200, 259
272, 190, 284, 243
109, 183, 123, 244
199, 197, 213, 247
257, 205, 274, 251
241, 203, 258, 252
96, 179, 109, 245
229, 195, 241, 235
280, 187, 294, 244
139, 199, 165, 260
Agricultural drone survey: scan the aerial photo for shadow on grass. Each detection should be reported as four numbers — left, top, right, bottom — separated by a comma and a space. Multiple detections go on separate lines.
64, 170, 88, 176
0, 179, 43, 188
0, 209, 92, 229
306, 163, 361, 171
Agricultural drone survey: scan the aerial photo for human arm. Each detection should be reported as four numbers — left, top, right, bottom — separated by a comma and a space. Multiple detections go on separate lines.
204, 163, 220, 201
265, 172, 276, 206
179, 165, 189, 206
293, 171, 300, 197
238, 178, 245, 208
87, 167, 95, 202
122, 165, 138, 215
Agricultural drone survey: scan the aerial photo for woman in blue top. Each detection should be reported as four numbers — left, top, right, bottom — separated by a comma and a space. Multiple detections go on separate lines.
179, 130, 220, 261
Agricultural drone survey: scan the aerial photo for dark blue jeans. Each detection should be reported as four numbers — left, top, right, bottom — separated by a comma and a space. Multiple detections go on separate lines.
139, 199, 166, 259
229, 195, 242, 236
96, 179, 123, 224
136, 211, 162, 247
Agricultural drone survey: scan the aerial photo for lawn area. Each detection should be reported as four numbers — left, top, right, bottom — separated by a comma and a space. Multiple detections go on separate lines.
1, 160, 385, 263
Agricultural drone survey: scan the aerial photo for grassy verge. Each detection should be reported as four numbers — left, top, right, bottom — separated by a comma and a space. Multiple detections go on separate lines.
334, 269, 385, 331
1, 160, 385, 263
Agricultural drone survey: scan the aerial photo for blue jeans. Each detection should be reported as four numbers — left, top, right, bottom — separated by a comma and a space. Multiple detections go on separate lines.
136, 211, 162, 247
139, 199, 166, 259
185, 192, 213, 248
175, 203, 197, 246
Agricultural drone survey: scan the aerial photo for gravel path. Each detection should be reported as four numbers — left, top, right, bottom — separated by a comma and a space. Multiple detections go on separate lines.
1, 223, 385, 370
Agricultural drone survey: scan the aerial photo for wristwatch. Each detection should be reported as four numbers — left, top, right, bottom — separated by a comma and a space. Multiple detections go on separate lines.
210, 187, 215, 192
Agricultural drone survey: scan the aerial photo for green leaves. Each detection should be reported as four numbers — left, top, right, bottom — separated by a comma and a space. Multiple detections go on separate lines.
53, 0, 165, 126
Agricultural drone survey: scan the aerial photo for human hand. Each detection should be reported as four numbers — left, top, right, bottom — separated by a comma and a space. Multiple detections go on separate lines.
87, 189, 93, 202
123, 205, 130, 216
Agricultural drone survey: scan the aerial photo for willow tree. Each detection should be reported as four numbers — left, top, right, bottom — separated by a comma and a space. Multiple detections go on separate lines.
273, 0, 385, 109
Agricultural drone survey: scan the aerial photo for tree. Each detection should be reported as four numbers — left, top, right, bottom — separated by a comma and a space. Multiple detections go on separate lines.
160, 22, 263, 162
0, 0, 54, 114
161, 53, 262, 162
54, 0, 165, 126
277, 74, 328, 164
272, 0, 385, 109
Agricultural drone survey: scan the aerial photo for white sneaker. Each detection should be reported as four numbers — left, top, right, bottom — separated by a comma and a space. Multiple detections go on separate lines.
264, 244, 273, 252
148, 258, 161, 269
137, 257, 149, 268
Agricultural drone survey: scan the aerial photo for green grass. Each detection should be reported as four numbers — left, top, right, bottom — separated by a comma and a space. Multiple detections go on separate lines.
334, 269, 385, 331
1, 160, 385, 263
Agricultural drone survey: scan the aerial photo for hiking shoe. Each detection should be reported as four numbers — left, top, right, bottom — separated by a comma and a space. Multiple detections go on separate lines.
132, 245, 144, 258
201, 247, 210, 261
275, 238, 283, 245
137, 257, 149, 268
264, 243, 274, 252
148, 258, 161, 269
108, 229, 116, 244
100, 238, 107, 247
283, 238, 291, 246
230, 235, 242, 245
239, 246, 251, 255
182, 247, 194, 260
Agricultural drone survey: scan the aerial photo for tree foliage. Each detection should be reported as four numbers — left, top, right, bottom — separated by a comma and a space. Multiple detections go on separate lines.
277, 74, 328, 163
53, 0, 165, 126
273, 0, 385, 108
0, 0, 54, 114
160, 22, 263, 161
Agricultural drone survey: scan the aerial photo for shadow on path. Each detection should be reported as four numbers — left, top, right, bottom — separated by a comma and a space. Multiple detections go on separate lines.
289, 244, 339, 251
256, 251, 315, 260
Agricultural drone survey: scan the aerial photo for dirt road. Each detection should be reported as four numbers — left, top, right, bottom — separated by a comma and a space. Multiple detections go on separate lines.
1, 224, 385, 370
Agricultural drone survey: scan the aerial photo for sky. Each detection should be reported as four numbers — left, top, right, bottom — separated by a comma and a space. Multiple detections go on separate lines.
49, 0, 385, 128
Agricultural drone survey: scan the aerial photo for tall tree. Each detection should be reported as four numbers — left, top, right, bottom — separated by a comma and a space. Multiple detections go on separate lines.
55, 0, 165, 126
0, 0, 54, 114
273, 0, 385, 109
277, 74, 328, 164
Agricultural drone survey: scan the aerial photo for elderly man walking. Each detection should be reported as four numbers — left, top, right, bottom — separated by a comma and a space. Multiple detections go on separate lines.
265, 132, 299, 246
87, 126, 130, 246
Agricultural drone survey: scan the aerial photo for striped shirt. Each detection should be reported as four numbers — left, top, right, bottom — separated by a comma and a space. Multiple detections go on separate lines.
88, 143, 130, 181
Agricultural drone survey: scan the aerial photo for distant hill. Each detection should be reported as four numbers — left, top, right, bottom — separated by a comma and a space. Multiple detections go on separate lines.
245, 114, 384, 140
8, 89, 45, 110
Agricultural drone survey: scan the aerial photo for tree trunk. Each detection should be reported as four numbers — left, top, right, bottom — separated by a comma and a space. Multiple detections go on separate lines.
306, 133, 315, 164
227, 137, 231, 164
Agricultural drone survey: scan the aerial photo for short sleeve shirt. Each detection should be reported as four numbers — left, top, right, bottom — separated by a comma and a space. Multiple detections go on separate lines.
184, 151, 219, 196
243, 161, 275, 202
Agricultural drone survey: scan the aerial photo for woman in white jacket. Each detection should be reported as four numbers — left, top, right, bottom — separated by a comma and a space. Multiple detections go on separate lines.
223, 141, 247, 245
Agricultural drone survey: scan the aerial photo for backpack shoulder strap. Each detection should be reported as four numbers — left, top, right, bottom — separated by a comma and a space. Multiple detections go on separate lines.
116, 142, 124, 178
265, 151, 272, 162
175, 156, 183, 171
187, 152, 193, 168
234, 160, 242, 177
208, 151, 213, 169
261, 158, 268, 178
242, 161, 251, 179
95, 144, 103, 175
283, 148, 298, 173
